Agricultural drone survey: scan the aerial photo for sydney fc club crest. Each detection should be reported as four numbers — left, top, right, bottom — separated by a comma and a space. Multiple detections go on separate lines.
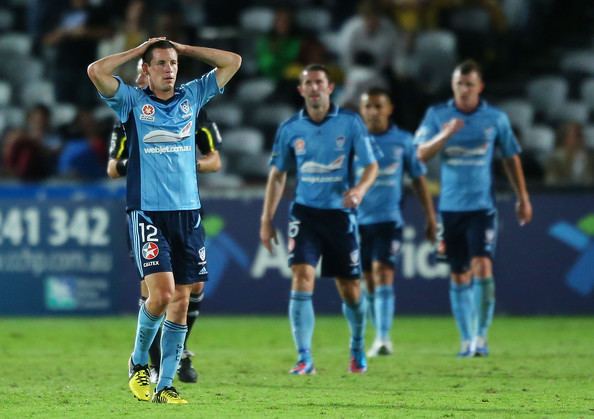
335, 136, 345, 150
140, 104, 155, 121
180, 99, 192, 117
142, 242, 159, 260
198, 246, 206, 261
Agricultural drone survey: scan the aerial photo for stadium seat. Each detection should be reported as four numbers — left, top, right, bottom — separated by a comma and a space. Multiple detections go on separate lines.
0, 81, 11, 106
497, 99, 534, 135
20, 80, 55, 108
522, 124, 555, 162
52, 103, 78, 127
235, 153, 270, 179
204, 102, 243, 128
0, 32, 32, 55
251, 103, 296, 126
239, 7, 275, 33
0, 9, 15, 32
0, 56, 43, 87
2, 106, 25, 128
579, 78, 594, 111
582, 124, 594, 150
560, 50, 594, 76
448, 7, 491, 33
526, 76, 568, 120
222, 127, 264, 155
553, 100, 589, 125
296, 7, 331, 32
236, 78, 276, 104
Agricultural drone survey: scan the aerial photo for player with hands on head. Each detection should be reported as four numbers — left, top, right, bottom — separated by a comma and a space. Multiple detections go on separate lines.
414, 59, 532, 358
88, 37, 240, 403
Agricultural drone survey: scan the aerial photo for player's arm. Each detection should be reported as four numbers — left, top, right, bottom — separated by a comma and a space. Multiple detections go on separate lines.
412, 176, 437, 241
502, 155, 533, 226
106, 122, 128, 179
260, 166, 287, 253
416, 118, 464, 162
169, 41, 242, 88
343, 162, 378, 208
87, 37, 165, 97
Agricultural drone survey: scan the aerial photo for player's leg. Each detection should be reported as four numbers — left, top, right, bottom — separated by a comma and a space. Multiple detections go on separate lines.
359, 224, 376, 329
442, 212, 476, 357
336, 277, 367, 373
367, 261, 395, 357
140, 280, 161, 383
468, 210, 498, 356
152, 282, 191, 404
178, 281, 204, 383
288, 263, 317, 374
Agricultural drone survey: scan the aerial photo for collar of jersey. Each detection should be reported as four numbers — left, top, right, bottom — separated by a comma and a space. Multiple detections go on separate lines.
299, 103, 339, 124
447, 98, 487, 115
144, 86, 182, 104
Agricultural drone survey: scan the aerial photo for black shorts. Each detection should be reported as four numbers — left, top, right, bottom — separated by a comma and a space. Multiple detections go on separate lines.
288, 203, 361, 279
359, 221, 403, 271
127, 209, 208, 284
439, 210, 498, 274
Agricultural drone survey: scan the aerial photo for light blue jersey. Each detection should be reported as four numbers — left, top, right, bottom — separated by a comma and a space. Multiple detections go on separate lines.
414, 100, 520, 212
100, 69, 222, 210
270, 104, 377, 210
357, 125, 426, 225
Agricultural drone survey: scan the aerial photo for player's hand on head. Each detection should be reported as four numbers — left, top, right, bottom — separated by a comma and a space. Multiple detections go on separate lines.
516, 198, 532, 226
138, 37, 167, 53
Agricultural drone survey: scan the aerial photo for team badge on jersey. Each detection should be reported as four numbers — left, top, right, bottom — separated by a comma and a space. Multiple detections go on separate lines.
294, 138, 306, 155
335, 136, 345, 150
198, 246, 206, 261
349, 249, 360, 267
142, 242, 159, 260
180, 99, 192, 118
140, 104, 155, 122
484, 127, 495, 141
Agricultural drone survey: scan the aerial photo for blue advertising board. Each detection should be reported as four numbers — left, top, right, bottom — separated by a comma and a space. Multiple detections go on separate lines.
1, 184, 593, 315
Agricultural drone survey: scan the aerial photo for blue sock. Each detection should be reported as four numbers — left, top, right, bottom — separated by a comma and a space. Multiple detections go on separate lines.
157, 320, 187, 391
289, 291, 314, 362
449, 282, 475, 342
132, 304, 164, 366
473, 277, 495, 338
365, 288, 375, 328
342, 298, 367, 352
374, 284, 394, 341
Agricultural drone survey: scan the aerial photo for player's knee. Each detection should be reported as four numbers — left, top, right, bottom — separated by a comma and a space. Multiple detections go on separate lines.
471, 257, 492, 278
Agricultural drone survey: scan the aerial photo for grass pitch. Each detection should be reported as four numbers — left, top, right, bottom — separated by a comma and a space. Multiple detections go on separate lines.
1, 316, 593, 418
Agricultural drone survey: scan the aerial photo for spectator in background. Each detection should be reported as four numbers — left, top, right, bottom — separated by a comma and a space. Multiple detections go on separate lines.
26, 104, 63, 151
2, 128, 55, 181
58, 109, 107, 179
256, 8, 302, 81
43, 0, 112, 106
545, 121, 594, 187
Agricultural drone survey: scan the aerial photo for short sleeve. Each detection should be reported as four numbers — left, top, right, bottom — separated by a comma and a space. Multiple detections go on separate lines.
99, 76, 138, 123
352, 115, 377, 166
413, 107, 439, 146
183, 69, 223, 108
269, 124, 292, 172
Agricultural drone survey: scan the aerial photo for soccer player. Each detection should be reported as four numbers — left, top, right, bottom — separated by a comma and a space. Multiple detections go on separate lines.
414, 59, 532, 357
107, 61, 223, 384
88, 38, 240, 403
260, 64, 379, 375
357, 87, 437, 357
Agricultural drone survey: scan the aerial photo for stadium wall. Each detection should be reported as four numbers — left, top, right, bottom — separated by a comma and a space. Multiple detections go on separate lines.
0, 184, 593, 316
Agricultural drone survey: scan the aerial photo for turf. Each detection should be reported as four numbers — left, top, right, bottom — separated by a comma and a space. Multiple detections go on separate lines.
1, 316, 593, 418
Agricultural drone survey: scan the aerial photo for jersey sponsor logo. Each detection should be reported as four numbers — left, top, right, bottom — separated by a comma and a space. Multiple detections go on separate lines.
300, 155, 344, 174
143, 145, 192, 154
294, 138, 306, 155
335, 136, 345, 150
140, 104, 155, 122
443, 143, 488, 157
180, 99, 192, 117
143, 120, 193, 143
378, 162, 400, 176
143, 260, 159, 268
142, 242, 159, 260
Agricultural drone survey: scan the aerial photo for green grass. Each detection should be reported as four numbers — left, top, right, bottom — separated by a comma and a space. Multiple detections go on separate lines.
1, 316, 593, 418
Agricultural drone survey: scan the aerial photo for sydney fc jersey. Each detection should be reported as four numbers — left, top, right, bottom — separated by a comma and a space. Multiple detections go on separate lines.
357, 125, 426, 225
270, 105, 377, 210
414, 100, 520, 212
101, 70, 222, 211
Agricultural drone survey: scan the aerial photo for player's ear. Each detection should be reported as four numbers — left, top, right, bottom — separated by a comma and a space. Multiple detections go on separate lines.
328, 82, 335, 95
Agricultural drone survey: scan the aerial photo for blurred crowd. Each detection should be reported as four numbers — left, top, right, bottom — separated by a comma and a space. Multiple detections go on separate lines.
1, 0, 594, 189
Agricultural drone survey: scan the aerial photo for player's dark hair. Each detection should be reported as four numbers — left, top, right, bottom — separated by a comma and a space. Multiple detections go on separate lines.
142, 40, 176, 64
455, 59, 483, 79
364, 87, 393, 102
300, 64, 331, 84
